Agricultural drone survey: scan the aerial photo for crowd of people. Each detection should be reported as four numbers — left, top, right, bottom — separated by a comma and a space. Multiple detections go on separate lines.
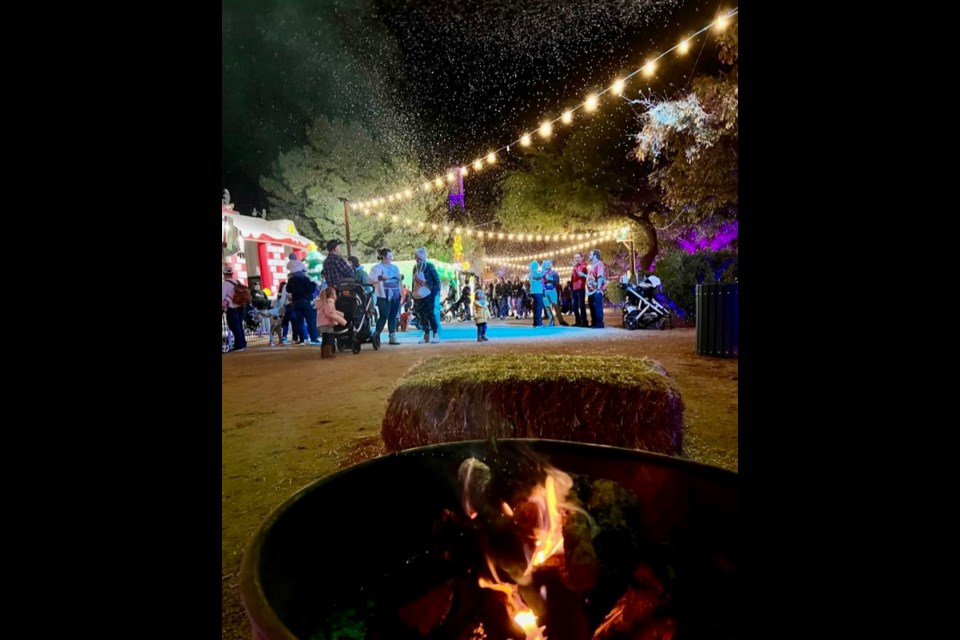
221, 245, 610, 354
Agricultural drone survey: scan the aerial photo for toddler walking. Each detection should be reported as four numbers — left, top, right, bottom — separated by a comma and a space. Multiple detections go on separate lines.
472, 289, 490, 342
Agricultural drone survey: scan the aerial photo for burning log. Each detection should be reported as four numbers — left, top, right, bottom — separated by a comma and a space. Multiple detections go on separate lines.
592, 564, 671, 639
522, 566, 593, 640
396, 580, 455, 636
563, 508, 600, 592
381, 355, 684, 455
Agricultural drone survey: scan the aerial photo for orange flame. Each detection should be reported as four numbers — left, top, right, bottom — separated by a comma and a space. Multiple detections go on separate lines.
477, 465, 575, 640
478, 577, 546, 640
524, 468, 572, 575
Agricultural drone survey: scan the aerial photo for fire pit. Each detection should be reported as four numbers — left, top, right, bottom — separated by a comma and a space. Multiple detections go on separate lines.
240, 439, 738, 640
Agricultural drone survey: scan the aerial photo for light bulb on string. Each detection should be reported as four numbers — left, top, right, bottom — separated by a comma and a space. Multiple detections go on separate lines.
612, 78, 625, 95
678, 38, 691, 54
562, 110, 572, 124
521, 133, 531, 146
539, 121, 552, 138
585, 94, 598, 111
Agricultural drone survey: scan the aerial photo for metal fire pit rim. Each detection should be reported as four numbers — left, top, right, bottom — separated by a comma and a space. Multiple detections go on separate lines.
239, 438, 737, 640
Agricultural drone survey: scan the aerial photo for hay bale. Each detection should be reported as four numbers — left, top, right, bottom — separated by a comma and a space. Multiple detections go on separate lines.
381, 355, 683, 455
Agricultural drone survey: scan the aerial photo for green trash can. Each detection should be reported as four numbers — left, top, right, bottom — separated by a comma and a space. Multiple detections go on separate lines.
696, 283, 738, 357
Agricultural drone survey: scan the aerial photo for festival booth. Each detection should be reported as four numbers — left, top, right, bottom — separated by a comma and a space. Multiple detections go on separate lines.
222, 203, 316, 294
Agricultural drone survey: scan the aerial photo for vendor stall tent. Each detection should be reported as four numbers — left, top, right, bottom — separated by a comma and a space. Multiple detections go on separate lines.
222, 203, 315, 292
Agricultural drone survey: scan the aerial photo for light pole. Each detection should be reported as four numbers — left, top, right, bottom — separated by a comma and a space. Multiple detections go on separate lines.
338, 197, 351, 257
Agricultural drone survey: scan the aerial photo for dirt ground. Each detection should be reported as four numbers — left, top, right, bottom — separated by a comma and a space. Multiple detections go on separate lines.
221, 314, 738, 639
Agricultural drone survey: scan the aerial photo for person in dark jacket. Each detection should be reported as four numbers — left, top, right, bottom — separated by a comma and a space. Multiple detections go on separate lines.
285, 270, 320, 344
412, 246, 441, 343
321, 239, 355, 291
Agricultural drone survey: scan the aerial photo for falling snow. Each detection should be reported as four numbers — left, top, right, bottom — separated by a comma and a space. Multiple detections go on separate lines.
221, 0, 723, 210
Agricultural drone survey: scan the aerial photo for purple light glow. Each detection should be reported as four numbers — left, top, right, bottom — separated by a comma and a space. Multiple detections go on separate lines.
677, 220, 738, 254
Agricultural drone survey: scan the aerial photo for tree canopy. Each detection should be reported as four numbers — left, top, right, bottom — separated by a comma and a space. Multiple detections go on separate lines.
260, 117, 479, 263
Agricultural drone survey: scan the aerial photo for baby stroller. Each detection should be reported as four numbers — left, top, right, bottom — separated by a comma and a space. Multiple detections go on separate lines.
332, 283, 380, 353
620, 275, 672, 330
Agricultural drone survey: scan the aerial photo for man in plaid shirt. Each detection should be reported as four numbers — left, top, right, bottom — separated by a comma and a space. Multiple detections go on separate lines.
321, 239, 356, 290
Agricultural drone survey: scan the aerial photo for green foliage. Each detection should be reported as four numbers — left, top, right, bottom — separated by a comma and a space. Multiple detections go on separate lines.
495, 114, 644, 234
631, 18, 738, 225
653, 248, 738, 320
261, 116, 456, 263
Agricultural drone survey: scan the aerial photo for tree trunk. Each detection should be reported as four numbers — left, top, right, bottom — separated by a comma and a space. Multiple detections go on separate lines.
625, 209, 659, 274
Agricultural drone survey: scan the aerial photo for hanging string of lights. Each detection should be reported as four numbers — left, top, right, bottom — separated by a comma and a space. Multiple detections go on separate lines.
487, 261, 575, 277
348, 7, 738, 225
484, 232, 626, 263
355, 211, 627, 245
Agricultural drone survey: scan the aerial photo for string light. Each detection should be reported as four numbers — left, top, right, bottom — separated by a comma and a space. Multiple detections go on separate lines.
484, 231, 620, 261
349, 8, 739, 217
487, 260, 575, 275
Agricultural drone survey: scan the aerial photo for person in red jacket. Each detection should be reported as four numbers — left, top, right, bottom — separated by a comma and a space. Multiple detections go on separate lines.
570, 252, 589, 327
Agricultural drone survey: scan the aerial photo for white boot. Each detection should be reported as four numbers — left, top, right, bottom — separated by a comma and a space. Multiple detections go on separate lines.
388, 333, 399, 345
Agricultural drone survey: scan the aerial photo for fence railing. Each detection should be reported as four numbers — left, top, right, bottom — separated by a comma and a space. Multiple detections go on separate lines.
222, 312, 272, 352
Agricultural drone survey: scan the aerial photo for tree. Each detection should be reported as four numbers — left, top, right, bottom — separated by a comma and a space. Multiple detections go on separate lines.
494, 107, 668, 272
260, 117, 457, 263
631, 19, 738, 226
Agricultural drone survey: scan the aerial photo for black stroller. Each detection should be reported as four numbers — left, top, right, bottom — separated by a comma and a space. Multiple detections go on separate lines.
620, 275, 672, 330
332, 283, 380, 353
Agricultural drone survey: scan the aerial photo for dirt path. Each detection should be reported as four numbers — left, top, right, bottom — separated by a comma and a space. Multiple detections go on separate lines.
221, 315, 738, 639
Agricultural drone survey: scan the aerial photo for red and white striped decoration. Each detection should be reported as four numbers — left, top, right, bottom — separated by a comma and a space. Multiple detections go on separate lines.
224, 253, 248, 284
265, 243, 287, 291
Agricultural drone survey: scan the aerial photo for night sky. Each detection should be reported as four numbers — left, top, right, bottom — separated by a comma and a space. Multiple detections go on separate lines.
222, 0, 725, 213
